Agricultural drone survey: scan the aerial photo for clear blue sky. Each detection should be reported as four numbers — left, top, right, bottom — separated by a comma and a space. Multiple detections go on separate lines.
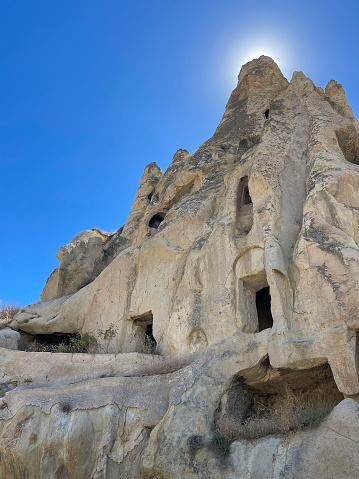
1, 0, 359, 306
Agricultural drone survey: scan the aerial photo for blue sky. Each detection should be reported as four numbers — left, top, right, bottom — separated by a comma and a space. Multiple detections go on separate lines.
1, 0, 359, 306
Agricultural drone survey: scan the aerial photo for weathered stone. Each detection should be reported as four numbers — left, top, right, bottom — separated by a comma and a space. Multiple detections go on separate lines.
5, 56, 359, 477
0, 328, 20, 350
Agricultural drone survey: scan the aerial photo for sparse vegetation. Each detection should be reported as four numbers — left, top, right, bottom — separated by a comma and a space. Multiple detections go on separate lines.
210, 432, 232, 456
141, 334, 157, 354
215, 387, 338, 441
96, 323, 118, 353
27, 332, 97, 354
0, 302, 20, 329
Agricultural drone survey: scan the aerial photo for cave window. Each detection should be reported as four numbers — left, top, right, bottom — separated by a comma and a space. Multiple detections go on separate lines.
256, 287, 273, 331
264, 109, 270, 119
133, 312, 157, 353
238, 177, 252, 207
148, 212, 165, 229
244, 186, 252, 205
236, 176, 253, 234
335, 126, 359, 165
148, 192, 153, 201
145, 323, 155, 344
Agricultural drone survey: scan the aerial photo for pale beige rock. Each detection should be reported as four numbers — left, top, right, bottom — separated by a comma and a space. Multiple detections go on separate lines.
41, 229, 109, 300
0, 346, 194, 386
5, 56, 359, 477
0, 328, 20, 350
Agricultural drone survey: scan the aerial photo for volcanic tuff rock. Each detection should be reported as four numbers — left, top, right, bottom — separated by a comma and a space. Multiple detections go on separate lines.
3, 56, 359, 478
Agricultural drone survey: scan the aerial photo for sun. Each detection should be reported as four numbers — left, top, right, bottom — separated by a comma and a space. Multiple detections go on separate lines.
222, 32, 295, 90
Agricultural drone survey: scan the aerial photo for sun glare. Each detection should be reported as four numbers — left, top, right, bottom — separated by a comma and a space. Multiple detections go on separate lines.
222, 31, 295, 90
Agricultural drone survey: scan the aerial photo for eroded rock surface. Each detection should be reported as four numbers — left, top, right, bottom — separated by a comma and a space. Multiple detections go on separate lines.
4, 56, 359, 478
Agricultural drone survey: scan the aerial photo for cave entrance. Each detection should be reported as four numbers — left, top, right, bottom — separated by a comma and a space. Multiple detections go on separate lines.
264, 109, 270, 119
335, 126, 359, 165
236, 176, 253, 235
215, 363, 344, 440
148, 213, 165, 229
256, 287, 273, 331
17, 331, 86, 353
244, 185, 252, 205
133, 312, 157, 354
238, 176, 252, 206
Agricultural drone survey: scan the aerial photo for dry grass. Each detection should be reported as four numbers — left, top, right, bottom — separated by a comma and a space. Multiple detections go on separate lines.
216, 387, 338, 441
27, 333, 97, 354
141, 334, 157, 354
0, 303, 20, 329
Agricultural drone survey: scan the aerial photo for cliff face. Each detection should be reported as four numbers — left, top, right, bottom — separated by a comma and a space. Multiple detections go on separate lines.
2, 56, 359, 478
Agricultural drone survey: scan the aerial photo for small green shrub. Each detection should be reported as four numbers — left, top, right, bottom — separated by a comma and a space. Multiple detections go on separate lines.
211, 432, 231, 456
70, 332, 97, 352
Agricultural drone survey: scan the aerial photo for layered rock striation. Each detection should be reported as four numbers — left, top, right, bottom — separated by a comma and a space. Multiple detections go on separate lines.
2, 56, 359, 478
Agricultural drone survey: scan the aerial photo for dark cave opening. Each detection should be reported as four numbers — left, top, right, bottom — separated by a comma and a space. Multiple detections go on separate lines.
215, 363, 344, 440
148, 212, 165, 229
243, 185, 252, 205
133, 312, 157, 353
264, 109, 270, 119
238, 176, 252, 207
256, 287, 273, 331
236, 176, 253, 235
17, 331, 81, 352
335, 126, 359, 165
145, 323, 156, 346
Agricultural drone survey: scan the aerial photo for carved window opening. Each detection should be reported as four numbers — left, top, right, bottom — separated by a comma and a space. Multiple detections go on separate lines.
256, 287, 273, 331
238, 177, 252, 207
133, 312, 157, 353
148, 192, 153, 201
148, 212, 165, 229
237, 270, 273, 333
145, 323, 155, 345
243, 186, 252, 205
236, 176, 253, 234
335, 126, 359, 165
264, 109, 270, 119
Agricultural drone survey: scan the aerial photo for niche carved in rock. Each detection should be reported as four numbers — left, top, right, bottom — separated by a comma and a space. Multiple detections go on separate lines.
236, 176, 253, 235
132, 311, 157, 354
236, 265, 273, 333
148, 212, 166, 229
214, 362, 344, 440
336, 125, 359, 165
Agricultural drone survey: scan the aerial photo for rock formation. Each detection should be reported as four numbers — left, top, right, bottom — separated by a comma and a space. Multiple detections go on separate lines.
2, 55, 359, 478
